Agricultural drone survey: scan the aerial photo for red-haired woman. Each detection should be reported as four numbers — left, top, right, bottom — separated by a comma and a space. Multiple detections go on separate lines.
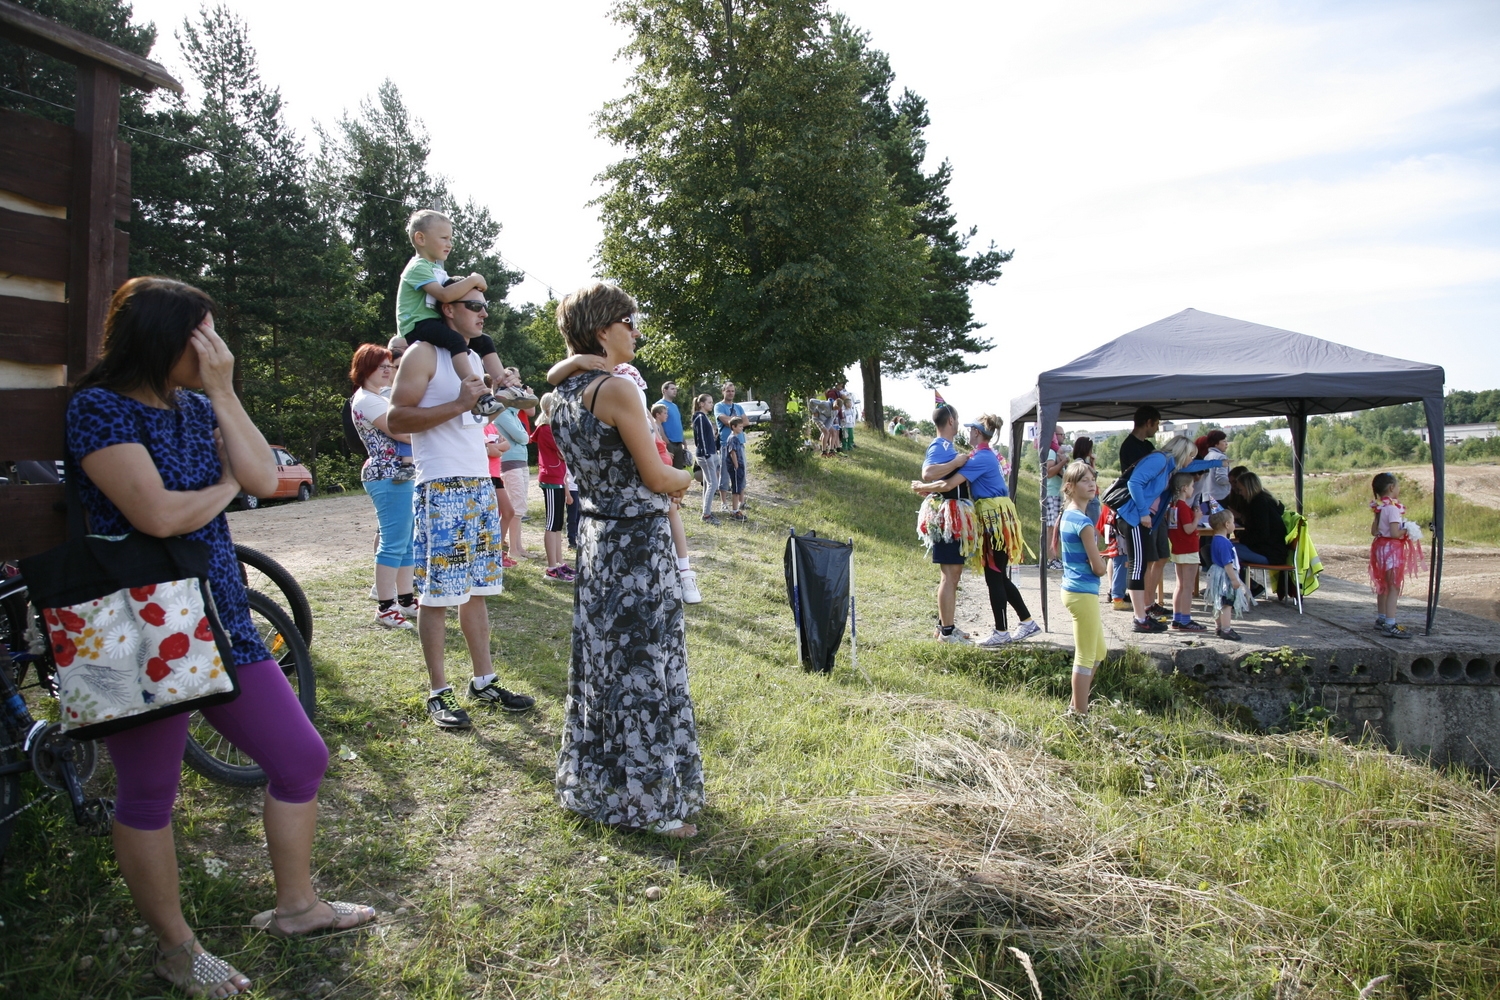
349, 343, 418, 629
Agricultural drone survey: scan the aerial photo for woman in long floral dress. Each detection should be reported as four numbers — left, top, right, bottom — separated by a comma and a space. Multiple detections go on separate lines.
547, 283, 703, 837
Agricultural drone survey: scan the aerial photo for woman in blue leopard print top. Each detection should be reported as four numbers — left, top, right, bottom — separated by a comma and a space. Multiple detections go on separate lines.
66, 277, 372, 996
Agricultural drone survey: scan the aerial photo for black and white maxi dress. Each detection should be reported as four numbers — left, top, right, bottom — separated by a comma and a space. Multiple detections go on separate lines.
548, 371, 704, 831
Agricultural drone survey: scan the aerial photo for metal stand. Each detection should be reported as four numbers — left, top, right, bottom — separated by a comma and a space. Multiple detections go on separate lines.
849, 536, 870, 685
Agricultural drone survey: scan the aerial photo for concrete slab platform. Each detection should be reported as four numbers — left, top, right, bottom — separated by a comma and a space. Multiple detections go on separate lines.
954, 566, 1500, 770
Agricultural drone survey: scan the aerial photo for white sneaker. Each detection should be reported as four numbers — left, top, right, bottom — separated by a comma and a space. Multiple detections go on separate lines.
680, 569, 702, 605
938, 629, 972, 645
977, 629, 1014, 647
1011, 619, 1041, 641
376, 606, 414, 630
368, 583, 379, 600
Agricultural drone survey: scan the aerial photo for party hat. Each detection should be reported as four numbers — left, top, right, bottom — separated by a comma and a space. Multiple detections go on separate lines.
934, 390, 947, 407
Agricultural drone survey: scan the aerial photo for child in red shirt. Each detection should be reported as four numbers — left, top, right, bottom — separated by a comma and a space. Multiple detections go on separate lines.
531, 392, 573, 582
1166, 472, 1205, 631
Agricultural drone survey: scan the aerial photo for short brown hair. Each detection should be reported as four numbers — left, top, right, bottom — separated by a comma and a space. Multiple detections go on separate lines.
349, 343, 393, 390
1209, 509, 1235, 532
557, 283, 637, 356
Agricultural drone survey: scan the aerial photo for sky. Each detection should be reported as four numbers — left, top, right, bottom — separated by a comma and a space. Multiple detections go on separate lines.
124, 0, 1500, 430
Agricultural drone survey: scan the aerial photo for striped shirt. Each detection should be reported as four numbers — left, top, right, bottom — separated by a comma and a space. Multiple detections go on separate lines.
1059, 508, 1100, 594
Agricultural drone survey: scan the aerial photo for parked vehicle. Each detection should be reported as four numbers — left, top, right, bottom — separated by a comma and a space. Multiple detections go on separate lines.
235, 445, 314, 510
741, 400, 771, 425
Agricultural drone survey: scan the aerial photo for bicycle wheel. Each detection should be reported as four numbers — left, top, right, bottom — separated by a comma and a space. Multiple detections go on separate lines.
182, 589, 316, 788
0, 741, 20, 862
235, 544, 313, 647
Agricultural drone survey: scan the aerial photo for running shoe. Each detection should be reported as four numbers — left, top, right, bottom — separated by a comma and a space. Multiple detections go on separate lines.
1112, 599, 1131, 612
1171, 619, 1207, 632
1146, 603, 1172, 618
938, 629, 973, 645
732, 510, 747, 522
702, 514, 722, 525
557, 564, 577, 581
1378, 621, 1413, 639
427, 689, 472, 729
501, 554, 518, 569
1214, 627, 1242, 642
375, 607, 413, 630
1011, 620, 1041, 641
471, 393, 503, 417
680, 569, 702, 605
977, 629, 1014, 647
468, 680, 535, 712
1132, 618, 1168, 634
544, 566, 573, 583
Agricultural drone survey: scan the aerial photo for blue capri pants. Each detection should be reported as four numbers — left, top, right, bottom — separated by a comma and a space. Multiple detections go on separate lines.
366, 477, 416, 568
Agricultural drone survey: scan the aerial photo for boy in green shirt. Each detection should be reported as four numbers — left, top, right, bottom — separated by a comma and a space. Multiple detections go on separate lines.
398, 210, 531, 415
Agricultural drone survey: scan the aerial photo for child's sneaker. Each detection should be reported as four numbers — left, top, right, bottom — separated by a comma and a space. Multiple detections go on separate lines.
1132, 618, 1167, 634
1171, 619, 1207, 632
558, 565, 577, 581
494, 384, 538, 407
501, 554, 518, 569
1214, 627, 1242, 641
1146, 603, 1172, 618
471, 393, 503, 417
544, 566, 573, 583
1378, 621, 1413, 639
376, 606, 413, 630
680, 569, 702, 605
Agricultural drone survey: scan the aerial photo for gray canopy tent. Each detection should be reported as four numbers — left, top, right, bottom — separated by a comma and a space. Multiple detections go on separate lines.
1007, 308, 1448, 634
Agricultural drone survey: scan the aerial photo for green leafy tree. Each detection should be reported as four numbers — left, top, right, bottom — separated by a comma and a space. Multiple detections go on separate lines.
597, 0, 926, 464
314, 82, 522, 345
835, 23, 1011, 433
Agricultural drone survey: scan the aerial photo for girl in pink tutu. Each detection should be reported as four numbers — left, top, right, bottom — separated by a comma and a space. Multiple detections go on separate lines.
1369, 472, 1424, 639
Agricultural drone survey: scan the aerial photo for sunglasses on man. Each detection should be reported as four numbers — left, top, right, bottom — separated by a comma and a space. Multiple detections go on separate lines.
457, 300, 489, 314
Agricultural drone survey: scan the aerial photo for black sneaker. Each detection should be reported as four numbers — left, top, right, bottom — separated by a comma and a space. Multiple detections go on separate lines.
1146, 603, 1172, 619
1132, 618, 1168, 633
468, 679, 535, 712
1170, 619, 1207, 632
1215, 627, 1242, 642
427, 688, 472, 729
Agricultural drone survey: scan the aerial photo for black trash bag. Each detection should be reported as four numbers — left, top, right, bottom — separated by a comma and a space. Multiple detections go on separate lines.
783, 530, 851, 674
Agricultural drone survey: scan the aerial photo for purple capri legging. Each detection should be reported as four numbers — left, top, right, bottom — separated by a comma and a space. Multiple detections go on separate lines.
104, 658, 329, 830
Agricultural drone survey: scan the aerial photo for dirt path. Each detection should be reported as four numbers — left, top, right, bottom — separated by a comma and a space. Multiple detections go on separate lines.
1301, 462, 1500, 507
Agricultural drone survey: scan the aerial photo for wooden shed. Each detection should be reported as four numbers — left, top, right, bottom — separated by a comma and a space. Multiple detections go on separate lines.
0, 0, 181, 558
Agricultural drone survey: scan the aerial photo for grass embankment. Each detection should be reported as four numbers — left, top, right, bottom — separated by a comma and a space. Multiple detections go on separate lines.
1265, 472, 1500, 548
3, 436, 1498, 998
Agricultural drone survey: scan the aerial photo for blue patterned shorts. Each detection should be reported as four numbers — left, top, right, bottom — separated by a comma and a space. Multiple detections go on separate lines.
412, 477, 505, 606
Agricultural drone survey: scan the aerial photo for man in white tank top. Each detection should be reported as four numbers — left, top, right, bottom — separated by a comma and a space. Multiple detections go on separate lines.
388, 284, 535, 728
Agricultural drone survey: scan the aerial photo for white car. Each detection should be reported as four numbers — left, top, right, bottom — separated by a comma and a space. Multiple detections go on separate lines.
740, 400, 771, 425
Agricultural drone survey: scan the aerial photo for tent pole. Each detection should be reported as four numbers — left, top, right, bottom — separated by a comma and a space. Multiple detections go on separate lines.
1037, 423, 1049, 633
848, 537, 870, 685
1007, 417, 1023, 500
1423, 395, 1446, 635
1290, 403, 1307, 515
788, 528, 804, 666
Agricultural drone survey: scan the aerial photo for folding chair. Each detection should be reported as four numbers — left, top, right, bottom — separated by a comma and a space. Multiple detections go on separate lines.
1242, 520, 1305, 614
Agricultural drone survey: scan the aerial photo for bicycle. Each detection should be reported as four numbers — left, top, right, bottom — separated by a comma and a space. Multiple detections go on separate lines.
236, 543, 313, 648
0, 575, 112, 861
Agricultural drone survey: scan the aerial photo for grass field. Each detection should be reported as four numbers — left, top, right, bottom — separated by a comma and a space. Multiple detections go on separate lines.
2, 435, 1498, 999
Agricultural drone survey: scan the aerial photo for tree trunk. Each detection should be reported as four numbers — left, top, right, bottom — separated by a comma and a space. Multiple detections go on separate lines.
767, 389, 789, 435
860, 355, 886, 434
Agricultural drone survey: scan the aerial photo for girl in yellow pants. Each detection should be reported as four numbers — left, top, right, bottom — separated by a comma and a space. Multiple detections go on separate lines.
1055, 462, 1109, 715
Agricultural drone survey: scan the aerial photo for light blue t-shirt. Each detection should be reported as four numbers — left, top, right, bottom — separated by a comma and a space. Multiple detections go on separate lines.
1059, 508, 1100, 594
963, 446, 1007, 498
924, 436, 958, 471
1045, 449, 1063, 497
714, 401, 744, 446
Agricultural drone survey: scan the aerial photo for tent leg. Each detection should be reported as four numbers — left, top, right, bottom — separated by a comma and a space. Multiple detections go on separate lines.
848, 537, 870, 686
788, 527, 804, 667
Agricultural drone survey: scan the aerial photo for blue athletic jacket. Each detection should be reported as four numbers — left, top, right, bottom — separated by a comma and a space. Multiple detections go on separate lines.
1118, 453, 1225, 527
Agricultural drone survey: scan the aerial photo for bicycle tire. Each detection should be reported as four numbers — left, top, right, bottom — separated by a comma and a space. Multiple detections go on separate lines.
0, 742, 20, 862
235, 544, 313, 648
182, 589, 316, 788
0, 588, 29, 689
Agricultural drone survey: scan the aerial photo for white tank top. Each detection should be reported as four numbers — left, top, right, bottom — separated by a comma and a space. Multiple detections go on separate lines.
411, 347, 489, 484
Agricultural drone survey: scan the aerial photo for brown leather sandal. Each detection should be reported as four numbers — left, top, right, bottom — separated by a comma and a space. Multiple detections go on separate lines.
250, 897, 375, 938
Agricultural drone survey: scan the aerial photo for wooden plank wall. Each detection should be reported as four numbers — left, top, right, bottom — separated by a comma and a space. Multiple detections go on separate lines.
0, 103, 131, 559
